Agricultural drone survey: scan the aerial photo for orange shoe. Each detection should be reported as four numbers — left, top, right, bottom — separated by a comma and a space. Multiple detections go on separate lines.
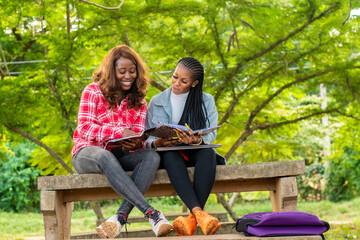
172, 214, 197, 236
192, 210, 220, 235
209, 222, 221, 235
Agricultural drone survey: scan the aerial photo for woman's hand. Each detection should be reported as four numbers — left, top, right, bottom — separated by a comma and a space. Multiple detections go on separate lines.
119, 129, 143, 150
122, 128, 137, 137
119, 138, 143, 150
175, 126, 202, 145
153, 137, 181, 148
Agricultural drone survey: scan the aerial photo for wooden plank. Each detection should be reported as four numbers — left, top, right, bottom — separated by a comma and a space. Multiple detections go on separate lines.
62, 178, 276, 202
41, 191, 59, 240
38, 161, 305, 191
71, 222, 322, 239
270, 177, 298, 212
74, 233, 322, 240
41, 191, 74, 240
121, 234, 322, 240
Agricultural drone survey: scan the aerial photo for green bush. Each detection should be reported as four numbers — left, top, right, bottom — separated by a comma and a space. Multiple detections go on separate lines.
325, 147, 360, 202
148, 196, 183, 206
297, 163, 325, 201
0, 142, 41, 212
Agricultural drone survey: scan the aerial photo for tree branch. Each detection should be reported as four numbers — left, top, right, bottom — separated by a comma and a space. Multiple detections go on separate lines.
229, 192, 241, 208
215, 2, 340, 101
342, 0, 352, 25
150, 80, 167, 92
151, 71, 169, 91
78, 0, 125, 10
210, 18, 227, 69
89, 201, 105, 225
11, 23, 47, 62
253, 108, 339, 131
224, 69, 334, 160
224, 107, 339, 160
12, 28, 22, 42
346, 77, 360, 105
199, 27, 208, 43
216, 194, 238, 221
219, 53, 285, 125
44, 47, 74, 137
219, 38, 333, 124
224, 128, 253, 160
0, 45, 10, 77
245, 69, 333, 130
225, 4, 240, 50
337, 110, 360, 121
4, 124, 74, 174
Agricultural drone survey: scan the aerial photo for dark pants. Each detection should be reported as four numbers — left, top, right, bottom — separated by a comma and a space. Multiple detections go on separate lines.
160, 148, 216, 210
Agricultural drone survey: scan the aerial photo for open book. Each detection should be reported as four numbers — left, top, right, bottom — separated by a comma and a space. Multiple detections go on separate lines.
104, 127, 156, 149
104, 124, 221, 149
155, 144, 222, 151
149, 124, 221, 139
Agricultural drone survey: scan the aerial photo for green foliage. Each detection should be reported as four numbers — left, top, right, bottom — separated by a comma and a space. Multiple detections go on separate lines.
29, 131, 74, 175
325, 146, 360, 202
297, 163, 325, 201
0, 141, 41, 212
147, 196, 184, 206
324, 110, 360, 202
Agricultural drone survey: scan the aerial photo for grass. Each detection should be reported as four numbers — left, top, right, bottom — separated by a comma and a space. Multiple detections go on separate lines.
1, 196, 359, 240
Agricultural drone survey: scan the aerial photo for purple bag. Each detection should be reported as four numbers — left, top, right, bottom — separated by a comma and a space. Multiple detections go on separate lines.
235, 211, 330, 239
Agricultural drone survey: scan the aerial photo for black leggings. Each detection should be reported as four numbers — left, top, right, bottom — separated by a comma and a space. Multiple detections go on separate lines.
160, 148, 216, 210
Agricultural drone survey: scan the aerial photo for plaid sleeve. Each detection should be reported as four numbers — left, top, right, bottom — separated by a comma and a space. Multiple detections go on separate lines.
76, 86, 123, 143
127, 100, 147, 150
130, 99, 147, 134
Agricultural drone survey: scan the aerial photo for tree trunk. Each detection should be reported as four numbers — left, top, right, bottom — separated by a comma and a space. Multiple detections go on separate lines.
216, 194, 238, 221
89, 201, 106, 226
4, 124, 107, 226
229, 192, 241, 208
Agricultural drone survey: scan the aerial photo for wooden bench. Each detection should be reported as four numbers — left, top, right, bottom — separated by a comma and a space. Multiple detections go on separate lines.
37, 160, 310, 240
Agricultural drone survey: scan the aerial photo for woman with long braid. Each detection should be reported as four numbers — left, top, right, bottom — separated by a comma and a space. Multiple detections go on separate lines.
145, 57, 222, 236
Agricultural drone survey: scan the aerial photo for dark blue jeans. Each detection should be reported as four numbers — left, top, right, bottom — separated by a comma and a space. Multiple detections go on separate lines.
73, 146, 160, 215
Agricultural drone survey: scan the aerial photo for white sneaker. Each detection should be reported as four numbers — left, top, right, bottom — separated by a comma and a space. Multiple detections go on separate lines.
147, 209, 173, 237
96, 214, 126, 239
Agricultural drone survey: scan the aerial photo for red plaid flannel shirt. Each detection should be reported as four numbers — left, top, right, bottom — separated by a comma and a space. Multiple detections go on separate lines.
72, 83, 147, 156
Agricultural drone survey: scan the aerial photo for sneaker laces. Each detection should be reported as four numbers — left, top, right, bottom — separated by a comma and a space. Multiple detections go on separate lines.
147, 209, 161, 225
117, 212, 130, 236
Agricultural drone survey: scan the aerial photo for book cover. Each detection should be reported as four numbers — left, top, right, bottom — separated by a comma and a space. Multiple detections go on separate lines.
150, 124, 221, 138
155, 144, 222, 151
104, 128, 156, 149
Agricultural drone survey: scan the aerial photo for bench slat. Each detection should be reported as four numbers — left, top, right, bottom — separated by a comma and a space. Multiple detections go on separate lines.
71, 222, 322, 239
62, 178, 278, 202
37, 160, 305, 191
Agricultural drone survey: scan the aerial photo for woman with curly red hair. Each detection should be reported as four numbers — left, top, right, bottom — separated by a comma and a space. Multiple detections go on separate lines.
72, 45, 173, 238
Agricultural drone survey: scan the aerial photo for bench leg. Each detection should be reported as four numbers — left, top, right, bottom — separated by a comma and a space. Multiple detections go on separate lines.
269, 177, 298, 212
41, 191, 74, 240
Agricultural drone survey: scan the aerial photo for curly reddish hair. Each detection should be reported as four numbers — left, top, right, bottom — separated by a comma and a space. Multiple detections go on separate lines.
93, 45, 150, 109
